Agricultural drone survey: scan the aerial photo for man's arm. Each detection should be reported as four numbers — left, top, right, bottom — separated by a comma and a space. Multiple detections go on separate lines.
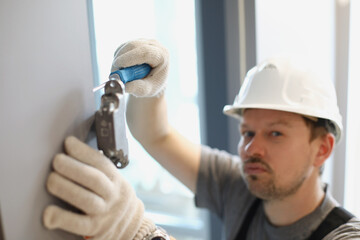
127, 94, 201, 193
112, 39, 201, 193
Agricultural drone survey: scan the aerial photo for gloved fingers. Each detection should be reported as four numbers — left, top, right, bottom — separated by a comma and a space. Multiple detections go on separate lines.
113, 39, 145, 58
111, 44, 168, 71
113, 39, 143, 56
113, 39, 162, 60
53, 153, 114, 200
111, 39, 169, 97
43, 205, 96, 236
114, 44, 168, 97
64, 136, 118, 181
47, 172, 107, 215
124, 66, 167, 97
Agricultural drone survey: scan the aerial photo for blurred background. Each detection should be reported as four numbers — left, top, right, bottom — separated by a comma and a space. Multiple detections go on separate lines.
1, 0, 359, 239
89, 0, 359, 239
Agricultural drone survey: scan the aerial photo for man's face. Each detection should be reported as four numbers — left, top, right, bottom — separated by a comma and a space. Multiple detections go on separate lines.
238, 109, 320, 201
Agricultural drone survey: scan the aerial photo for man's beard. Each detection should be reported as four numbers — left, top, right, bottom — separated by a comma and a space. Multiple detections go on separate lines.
241, 157, 307, 201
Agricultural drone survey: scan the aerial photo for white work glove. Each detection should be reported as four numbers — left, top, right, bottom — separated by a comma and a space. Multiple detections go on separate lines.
111, 39, 169, 97
43, 136, 156, 240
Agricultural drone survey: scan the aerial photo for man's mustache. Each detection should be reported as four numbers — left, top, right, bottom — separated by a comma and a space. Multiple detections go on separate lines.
243, 157, 273, 173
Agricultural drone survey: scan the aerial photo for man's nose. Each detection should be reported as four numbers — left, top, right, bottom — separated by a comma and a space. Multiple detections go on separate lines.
243, 135, 266, 157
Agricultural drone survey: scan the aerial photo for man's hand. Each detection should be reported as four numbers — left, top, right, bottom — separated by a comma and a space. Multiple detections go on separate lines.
43, 136, 156, 239
112, 39, 169, 97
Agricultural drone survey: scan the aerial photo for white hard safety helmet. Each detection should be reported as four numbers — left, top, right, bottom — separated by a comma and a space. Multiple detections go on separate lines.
223, 58, 343, 142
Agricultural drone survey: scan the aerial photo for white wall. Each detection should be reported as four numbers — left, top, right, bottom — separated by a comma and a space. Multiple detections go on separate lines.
0, 0, 95, 239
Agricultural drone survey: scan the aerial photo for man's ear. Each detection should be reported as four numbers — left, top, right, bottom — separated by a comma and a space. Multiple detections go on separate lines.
313, 133, 335, 167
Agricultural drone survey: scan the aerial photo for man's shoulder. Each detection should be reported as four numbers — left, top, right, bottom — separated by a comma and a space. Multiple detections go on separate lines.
200, 145, 242, 176
323, 217, 360, 240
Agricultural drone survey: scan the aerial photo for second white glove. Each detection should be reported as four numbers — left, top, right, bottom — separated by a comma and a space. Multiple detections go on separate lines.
111, 39, 169, 97
43, 136, 156, 240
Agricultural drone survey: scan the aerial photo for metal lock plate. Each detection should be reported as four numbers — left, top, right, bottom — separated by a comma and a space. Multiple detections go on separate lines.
95, 80, 129, 168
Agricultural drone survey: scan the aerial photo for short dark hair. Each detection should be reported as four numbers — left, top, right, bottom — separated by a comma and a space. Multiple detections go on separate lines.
302, 117, 336, 142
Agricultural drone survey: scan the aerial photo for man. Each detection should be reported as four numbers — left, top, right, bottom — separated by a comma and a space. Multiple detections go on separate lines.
43, 39, 360, 239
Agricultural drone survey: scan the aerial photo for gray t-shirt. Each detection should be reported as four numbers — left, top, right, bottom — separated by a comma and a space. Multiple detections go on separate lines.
195, 146, 360, 240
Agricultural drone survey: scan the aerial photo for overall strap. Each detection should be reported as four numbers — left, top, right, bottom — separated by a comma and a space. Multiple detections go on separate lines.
307, 206, 354, 240
234, 198, 261, 240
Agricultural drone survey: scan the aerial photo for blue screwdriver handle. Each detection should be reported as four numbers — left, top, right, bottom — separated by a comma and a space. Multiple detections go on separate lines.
109, 63, 152, 84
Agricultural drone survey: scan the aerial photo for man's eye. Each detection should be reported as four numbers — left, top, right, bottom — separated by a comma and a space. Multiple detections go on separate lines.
242, 131, 255, 138
270, 131, 282, 137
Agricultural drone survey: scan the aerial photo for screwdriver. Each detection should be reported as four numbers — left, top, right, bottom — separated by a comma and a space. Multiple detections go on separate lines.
93, 63, 152, 92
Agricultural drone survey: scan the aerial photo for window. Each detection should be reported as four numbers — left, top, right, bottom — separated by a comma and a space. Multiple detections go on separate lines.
344, 0, 360, 217
89, 1, 208, 239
